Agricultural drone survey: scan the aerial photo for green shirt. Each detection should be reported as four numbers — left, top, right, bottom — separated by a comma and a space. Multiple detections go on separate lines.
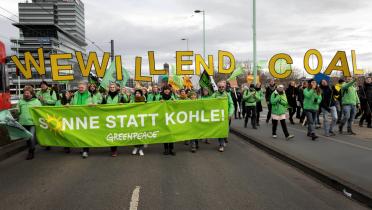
303, 88, 322, 110
17, 98, 42, 125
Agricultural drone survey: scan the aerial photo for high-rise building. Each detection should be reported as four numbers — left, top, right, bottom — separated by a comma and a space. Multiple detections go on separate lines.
7, 0, 87, 93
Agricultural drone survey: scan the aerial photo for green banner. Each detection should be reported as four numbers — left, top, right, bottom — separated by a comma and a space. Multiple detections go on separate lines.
30, 98, 228, 147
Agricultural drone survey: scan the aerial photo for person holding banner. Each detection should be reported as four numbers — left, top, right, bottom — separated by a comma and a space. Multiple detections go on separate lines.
120, 87, 132, 103
161, 85, 176, 155
88, 83, 103, 104
17, 86, 42, 160
303, 79, 322, 140
36, 81, 57, 106
104, 83, 122, 157
211, 81, 234, 152
147, 85, 162, 102
270, 85, 294, 140
69, 82, 97, 158
131, 89, 147, 156
339, 77, 360, 135
189, 91, 200, 153
200, 87, 212, 144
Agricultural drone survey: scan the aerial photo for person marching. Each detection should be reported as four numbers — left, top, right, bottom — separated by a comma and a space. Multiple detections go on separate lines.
36, 81, 57, 106
339, 77, 360, 135
200, 87, 212, 144
265, 79, 276, 123
161, 85, 176, 155
69, 82, 96, 158
131, 89, 147, 156
211, 81, 234, 152
147, 85, 162, 102
88, 83, 103, 104
358, 77, 372, 128
285, 81, 298, 124
320, 79, 338, 136
103, 83, 122, 157
255, 83, 264, 126
189, 91, 200, 153
303, 79, 322, 140
270, 85, 294, 140
243, 84, 259, 129
18, 86, 42, 160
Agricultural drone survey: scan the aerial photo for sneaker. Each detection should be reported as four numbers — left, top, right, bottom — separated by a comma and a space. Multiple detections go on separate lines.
169, 150, 176, 156
329, 131, 336, 136
272, 135, 277, 139
163, 150, 169, 155
252, 126, 257, 129
218, 146, 224, 152
347, 130, 356, 135
311, 134, 318, 141
111, 151, 118, 157
191, 147, 196, 153
286, 134, 294, 140
82, 151, 88, 158
132, 147, 138, 155
139, 150, 144, 156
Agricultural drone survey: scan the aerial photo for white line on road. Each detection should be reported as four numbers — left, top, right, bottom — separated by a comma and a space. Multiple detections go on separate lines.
129, 186, 141, 210
289, 127, 372, 152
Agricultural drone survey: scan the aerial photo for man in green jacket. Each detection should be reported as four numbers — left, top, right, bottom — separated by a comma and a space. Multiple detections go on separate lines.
17, 86, 42, 160
211, 80, 234, 152
36, 81, 57, 106
70, 82, 96, 158
303, 79, 322, 140
339, 77, 360, 135
243, 84, 259, 129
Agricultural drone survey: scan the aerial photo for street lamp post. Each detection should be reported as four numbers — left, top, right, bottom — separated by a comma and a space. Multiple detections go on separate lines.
181, 38, 190, 71
194, 10, 205, 59
252, 0, 257, 85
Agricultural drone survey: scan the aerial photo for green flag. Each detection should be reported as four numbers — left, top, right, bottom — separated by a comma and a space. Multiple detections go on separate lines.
118, 67, 130, 88
169, 65, 184, 90
0, 110, 32, 141
100, 62, 116, 90
227, 64, 244, 81
199, 70, 214, 93
257, 60, 267, 71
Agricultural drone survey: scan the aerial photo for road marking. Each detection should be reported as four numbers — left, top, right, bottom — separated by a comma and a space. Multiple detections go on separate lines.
289, 127, 372, 152
129, 186, 141, 210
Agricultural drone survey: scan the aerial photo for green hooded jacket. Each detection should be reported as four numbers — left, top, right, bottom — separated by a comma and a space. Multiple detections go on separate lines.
71, 91, 96, 105
243, 89, 259, 107
341, 80, 360, 106
211, 91, 235, 117
270, 91, 288, 115
36, 89, 57, 106
17, 98, 42, 125
303, 88, 322, 110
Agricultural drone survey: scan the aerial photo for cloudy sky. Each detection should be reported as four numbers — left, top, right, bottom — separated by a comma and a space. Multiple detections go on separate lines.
1, 0, 372, 74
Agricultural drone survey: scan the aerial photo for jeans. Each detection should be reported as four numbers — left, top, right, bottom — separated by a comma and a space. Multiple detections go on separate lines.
321, 106, 337, 135
341, 105, 357, 130
305, 109, 317, 135
24, 125, 37, 152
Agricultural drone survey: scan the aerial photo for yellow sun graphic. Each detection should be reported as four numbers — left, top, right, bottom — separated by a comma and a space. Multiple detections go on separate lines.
46, 114, 63, 135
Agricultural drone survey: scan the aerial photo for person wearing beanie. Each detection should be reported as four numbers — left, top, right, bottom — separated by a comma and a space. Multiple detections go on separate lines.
303, 79, 322, 140
270, 84, 294, 140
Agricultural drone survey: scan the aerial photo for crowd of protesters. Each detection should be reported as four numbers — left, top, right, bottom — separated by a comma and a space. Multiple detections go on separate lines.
16, 75, 372, 160
17, 80, 234, 160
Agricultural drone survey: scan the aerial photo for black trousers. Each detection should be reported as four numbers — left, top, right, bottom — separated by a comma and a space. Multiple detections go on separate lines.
266, 103, 272, 122
163, 143, 174, 151
288, 107, 296, 121
272, 119, 289, 137
245, 106, 256, 127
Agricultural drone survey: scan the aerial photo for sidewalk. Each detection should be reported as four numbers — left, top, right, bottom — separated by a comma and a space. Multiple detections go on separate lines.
230, 117, 372, 206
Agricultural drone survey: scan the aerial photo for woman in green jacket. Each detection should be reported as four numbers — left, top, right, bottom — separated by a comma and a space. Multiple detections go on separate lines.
131, 89, 147, 156
105, 83, 122, 157
270, 85, 294, 140
303, 79, 322, 140
17, 86, 42, 160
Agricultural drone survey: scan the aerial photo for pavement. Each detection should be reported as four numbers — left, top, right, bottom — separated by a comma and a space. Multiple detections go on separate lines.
231, 113, 372, 207
0, 134, 368, 210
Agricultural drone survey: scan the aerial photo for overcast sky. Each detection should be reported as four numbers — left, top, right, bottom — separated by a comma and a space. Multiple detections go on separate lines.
1, 0, 372, 74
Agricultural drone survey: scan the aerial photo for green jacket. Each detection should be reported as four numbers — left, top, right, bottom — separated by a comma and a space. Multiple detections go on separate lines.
147, 93, 162, 102
243, 89, 259, 107
341, 80, 360, 106
17, 98, 42, 125
303, 88, 322, 110
36, 89, 57, 106
256, 89, 264, 102
105, 93, 121, 104
91, 92, 103, 104
270, 91, 288, 115
200, 95, 211, 100
71, 91, 96, 105
211, 91, 235, 117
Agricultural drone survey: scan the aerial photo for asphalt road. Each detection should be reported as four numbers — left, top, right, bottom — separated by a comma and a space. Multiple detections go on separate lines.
0, 134, 368, 210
